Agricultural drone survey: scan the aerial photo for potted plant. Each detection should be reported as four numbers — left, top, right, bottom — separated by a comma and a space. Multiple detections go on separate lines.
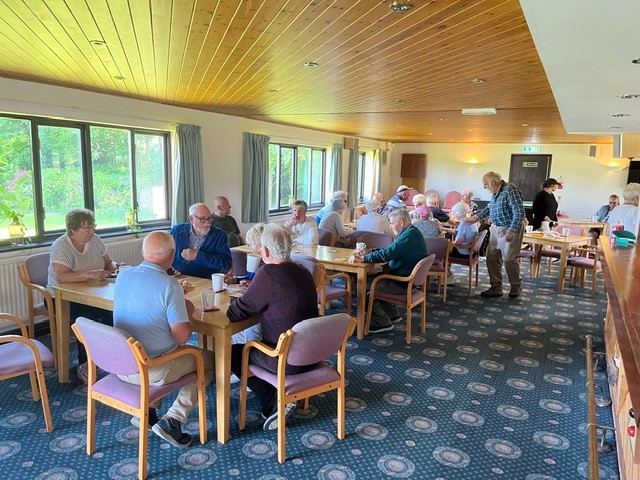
6, 210, 27, 246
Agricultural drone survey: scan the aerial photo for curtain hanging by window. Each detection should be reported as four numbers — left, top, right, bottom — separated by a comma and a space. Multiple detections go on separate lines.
377, 149, 386, 192
242, 132, 270, 223
346, 138, 360, 208
330, 143, 343, 194
174, 124, 205, 223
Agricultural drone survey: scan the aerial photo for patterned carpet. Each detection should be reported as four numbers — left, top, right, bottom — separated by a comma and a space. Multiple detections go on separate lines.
0, 261, 620, 479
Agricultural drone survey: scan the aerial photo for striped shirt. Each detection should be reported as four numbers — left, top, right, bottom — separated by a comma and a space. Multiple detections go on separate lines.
476, 180, 525, 232
47, 234, 107, 295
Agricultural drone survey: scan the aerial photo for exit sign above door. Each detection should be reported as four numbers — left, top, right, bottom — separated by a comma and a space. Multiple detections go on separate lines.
521, 146, 541, 153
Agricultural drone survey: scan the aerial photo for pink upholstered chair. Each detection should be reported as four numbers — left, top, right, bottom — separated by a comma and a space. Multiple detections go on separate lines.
443, 191, 462, 211
366, 254, 436, 344
424, 237, 451, 302
292, 253, 352, 315
447, 230, 488, 293
565, 245, 603, 297
72, 317, 208, 480
424, 189, 440, 206
238, 313, 356, 463
540, 224, 585, 273
0, 313, 54, 432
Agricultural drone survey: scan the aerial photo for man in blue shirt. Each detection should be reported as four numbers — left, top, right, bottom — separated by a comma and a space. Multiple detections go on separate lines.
170, 202, 232, 278
589, 194, 619, 244
470, 171, 525, 298
114, 231, 214, 448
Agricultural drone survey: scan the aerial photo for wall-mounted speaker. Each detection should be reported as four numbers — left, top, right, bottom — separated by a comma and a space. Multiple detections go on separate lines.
343, 137, 356, 150
588, 145, 599, 157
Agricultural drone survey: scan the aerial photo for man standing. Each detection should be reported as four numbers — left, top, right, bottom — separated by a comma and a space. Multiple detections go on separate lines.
170, 203, 232, 278
114, 231, 214, 447
211, 196, 244, 247
284, 200, 318, 244
471, 171, 525, 299
385, 185, 412, 215
349, 209, 429, 333
589, 194, 619, 244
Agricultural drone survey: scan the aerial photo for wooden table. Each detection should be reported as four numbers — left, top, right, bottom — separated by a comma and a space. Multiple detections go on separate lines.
233, 244, 375, 339
562, 219, 607, 231
522, 232, 589, 293
53, 276, 258, 444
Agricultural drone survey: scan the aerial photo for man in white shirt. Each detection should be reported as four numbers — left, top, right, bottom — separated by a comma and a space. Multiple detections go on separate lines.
607, 183, 640, 236
357, 198, 394, 236
284, 200, 319, 244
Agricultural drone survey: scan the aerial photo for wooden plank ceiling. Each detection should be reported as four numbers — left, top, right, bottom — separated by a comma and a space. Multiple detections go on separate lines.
0, 0, 611, 144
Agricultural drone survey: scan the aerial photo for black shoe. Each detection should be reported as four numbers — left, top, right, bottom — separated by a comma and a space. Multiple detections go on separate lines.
369, 324, 394, 333
508, 288, 522, 298
480, 288, 503, 298
262, 402, 297, 431
152, 416, 192, 448
130, 408, 158, 431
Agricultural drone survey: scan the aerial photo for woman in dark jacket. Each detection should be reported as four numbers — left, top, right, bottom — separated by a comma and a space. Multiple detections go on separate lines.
531, 178, 560, 230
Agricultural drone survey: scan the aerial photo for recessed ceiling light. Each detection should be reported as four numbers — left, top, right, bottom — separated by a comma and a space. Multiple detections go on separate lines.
618, 94, 640, 99
632, 58, 640, 64
388, 1, 413, 12
268, 89, 279, 93
461, 108, 496, 115
609, 113, 630, 117
439, 118, 447, 121
90, 39, 107, 46
395, 99, 404, 104
113, 75, 125, 81
471, 78, 486, 84
605, 126, 621, 129
304, 61, 319, 68
521, 123, 529, 127
427, 132, 432, 136
396, 124, 403, 128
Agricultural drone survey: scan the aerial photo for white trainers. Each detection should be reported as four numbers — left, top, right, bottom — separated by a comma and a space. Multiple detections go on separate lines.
230, 373, 241, 384
262, 402, 297, 431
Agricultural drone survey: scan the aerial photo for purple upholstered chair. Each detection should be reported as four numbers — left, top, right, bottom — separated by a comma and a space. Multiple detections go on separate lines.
359, 231, 393, 249
565, 245, 602, 297
292, 253, 352, 315
238, 313, 356, 463
230, 248, 248, 277
366, 254, 436, 344
0, 313, 54, 432
424, 237, 451, 302
540, 224, 585, 273
317, 228, 336, 247
72, 317, 208, 480
448, 230, 488, 293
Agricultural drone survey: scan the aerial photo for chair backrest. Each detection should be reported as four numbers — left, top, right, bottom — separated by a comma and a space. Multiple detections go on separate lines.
403, 188, 420, 207
424, 189, 440, 205
24, 252, 50, 287
412, 254, 436, 287
443, 191, 462, 210
291, 253, 322, 288
424, 237, 450, 261
359, 232, 393, 249
231, 249, 248, 277
72, 317, 140, 376
351, 229, 369, 242
472, 230, 488, 253
317, 228, 335, 246
555, 224, 585, 236
287, 313, 352, 366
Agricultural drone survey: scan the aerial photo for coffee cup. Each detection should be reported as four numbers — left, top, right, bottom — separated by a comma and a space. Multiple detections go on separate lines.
562, 228, 571, 237
201, 290, 215, 310
211, 273, 225, 292
356, 242, 366, 251
525, 225, 533, 234
246, 254, 261, 280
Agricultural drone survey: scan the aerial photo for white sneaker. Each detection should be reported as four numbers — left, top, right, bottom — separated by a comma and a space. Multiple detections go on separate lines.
262, 402, 297, 431
230, 373, 241, 384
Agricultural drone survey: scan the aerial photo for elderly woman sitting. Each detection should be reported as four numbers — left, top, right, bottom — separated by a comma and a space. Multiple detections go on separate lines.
412, 205, 442, 238
410, 194, 427, 221
319, 198, 354, 247
449, 202, 479, 257
357, 198, 394, 236
461, 188, 478, 215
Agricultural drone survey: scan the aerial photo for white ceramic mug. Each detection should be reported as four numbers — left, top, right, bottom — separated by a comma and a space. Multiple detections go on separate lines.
541, 221, 551, 232
211, 273, 225, 292
356, 242, 366, 251
525, 225, 534, 234
247, 254, 261, 273
201, 290, 215, 310
562, 228, 571, 237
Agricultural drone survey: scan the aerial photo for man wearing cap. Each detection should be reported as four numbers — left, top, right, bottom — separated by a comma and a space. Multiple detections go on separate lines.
385, 185, 411, 215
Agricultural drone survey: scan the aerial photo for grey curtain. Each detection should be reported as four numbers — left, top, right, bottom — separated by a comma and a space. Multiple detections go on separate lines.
377, 149, 386, 192
346, 138, 360, 208
330, 143, 343, 193
242, 132, 270, 223
174, 124, 205, 223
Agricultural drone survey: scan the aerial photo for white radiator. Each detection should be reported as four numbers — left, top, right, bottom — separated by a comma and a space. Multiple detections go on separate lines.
0, 237, 144, 332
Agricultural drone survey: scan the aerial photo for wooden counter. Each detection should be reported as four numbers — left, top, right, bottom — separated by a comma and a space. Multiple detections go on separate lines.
601, 236, 640, 479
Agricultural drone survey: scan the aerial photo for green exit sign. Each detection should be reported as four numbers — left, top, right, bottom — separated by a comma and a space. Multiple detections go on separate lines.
523, 162, 538, 167
522, 146, 541, 152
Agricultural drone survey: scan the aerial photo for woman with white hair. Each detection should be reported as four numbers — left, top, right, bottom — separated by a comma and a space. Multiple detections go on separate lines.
461, 188, 478, 215
449, 202, 479, 257
358, 198, 394, 236
315, 190, 348, 224
319, 198, 354, 247
606, 182, 640, 235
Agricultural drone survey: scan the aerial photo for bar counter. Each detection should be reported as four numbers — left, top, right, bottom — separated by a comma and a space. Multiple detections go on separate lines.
602, 236, 640, 479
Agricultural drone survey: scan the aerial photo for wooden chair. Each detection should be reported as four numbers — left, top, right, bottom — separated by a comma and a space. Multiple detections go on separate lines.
540, 224, 585, 273
424, 237, 451, 302
18, 252, 57, 368
238, 313, 356, 463
366, 254, 436, 344
72, 317, 208, 480
443, 191, 462, 211
359, 232, 393, 249
317, 228, 336, 247
447, 230, 488, 293
424, 189, 440, 206
0, 313, 54, 432
565, 245, 602, 297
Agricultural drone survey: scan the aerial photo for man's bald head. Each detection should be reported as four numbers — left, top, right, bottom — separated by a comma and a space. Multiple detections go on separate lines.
213, 196, 231, 217
142, 231, 175, 268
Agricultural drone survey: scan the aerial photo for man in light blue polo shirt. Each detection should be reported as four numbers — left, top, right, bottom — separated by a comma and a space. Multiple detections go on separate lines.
114, 231, 213, 448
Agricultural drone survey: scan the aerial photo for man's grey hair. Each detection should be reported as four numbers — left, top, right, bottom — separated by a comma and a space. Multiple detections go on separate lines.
142, 231, 175, 258
412, 194, 426, 205
388, 208, 411, 225
482, 171, 502, 185
451, 201, 470, 220
261, 223, 293, 260
332, 190, 348, 201
462, 188, 474, 199
621, 183, 640, 203
426, 194, 438, 206
246, 223, 265, 250
188, 203, 206, 215
364, 198, 380, 213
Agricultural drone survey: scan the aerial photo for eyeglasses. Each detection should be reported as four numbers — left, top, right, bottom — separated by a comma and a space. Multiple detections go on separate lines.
193, 215, 213, 223
81, 224, 97, 231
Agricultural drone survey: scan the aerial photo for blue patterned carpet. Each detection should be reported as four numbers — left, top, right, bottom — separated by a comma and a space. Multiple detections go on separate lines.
0, 262, 620, 479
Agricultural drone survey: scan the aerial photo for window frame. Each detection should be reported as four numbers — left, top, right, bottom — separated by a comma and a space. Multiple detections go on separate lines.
0, 113, 172, 248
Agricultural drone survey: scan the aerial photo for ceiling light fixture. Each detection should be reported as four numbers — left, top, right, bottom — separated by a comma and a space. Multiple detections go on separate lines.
610, 113, 630, 117
618, 94, 640, 99
113, 75, 125, 81
461, 107, 497, 116
471, 78, 486, 84
268, 89, 279, 93
90, 39, 107, 46
632, 58, 640, 64
605, 126, 621, 129
387, 1, 413, 12
521, 123, 529, 127
304, 61, 319, 68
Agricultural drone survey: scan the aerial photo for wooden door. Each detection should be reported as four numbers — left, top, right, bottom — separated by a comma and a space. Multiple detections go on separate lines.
509, 154, 552, 205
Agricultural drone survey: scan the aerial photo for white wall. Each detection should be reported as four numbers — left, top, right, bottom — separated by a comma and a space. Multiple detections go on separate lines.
388, 143, 628, 219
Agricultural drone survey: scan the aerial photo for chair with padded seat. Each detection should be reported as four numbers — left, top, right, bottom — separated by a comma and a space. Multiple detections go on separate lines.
565, 245, 603, 297
424, 189, 440, 206
230, 248, 248, 277
238, 313, 356, 463
18, 252, 57, 368
366, 254, 436, 344
359, 231, 393, 249
424, 237, 451, 302
0, 313, 54, 432
540, 224, 585, 274
447, 230, 488, 293
72, 317, 208, 480
443, 191, 462, 212
317, 228, 336, 247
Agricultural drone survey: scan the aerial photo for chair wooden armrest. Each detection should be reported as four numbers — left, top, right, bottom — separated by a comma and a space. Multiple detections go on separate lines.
0, 313, 28, 337
142, 343, 205, 367
570, 245, 599, 257
242, 331, 293, 359
369, 272, 412, 292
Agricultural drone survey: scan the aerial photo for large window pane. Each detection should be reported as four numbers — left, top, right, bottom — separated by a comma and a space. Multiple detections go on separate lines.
135, 133, 167, 221
0, 118, 33, 239
90, 126, 131, 228
39, 125, 83, 232
268, 144, 280, 210
296, 147, 311, 203
279, 146, 294, 209
310, 149, 323, 204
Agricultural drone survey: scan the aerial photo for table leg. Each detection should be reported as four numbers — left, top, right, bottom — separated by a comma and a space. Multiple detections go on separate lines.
356, 270, 366, 339
557, 246, 569, 294
55, 295, 70, 383
214, 330, 232, 443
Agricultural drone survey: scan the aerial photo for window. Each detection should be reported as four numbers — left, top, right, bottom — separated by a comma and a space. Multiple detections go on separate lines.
268, 143, 326, 212
0, 114, 170, 244
357, 151, 376, 202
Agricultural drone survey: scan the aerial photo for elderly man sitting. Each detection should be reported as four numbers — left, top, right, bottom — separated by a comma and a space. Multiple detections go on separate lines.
170, 203, 232, 278
427, 194, 450, 223
357, 198, 394, 236
316, 190, 348, 225
349, 209, 429, 333
114, 231, 214, 448
211, 196, 244, 247
284, 200, 318, 244
385, 185, 411, 215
